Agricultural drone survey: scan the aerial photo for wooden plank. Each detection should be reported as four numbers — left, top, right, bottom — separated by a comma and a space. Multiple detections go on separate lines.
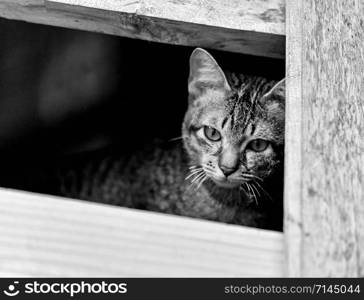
0, 188, 284, 277
285, 0, 364, 277
46, 0, 285, 34
0, 0, 285, 58
284, 0, 303, 278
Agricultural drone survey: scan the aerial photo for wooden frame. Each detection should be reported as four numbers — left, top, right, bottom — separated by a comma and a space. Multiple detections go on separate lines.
0, 0, 285, 58
284, 0, 364, 277
0, 0, 363, 277
0, 188, 283, 277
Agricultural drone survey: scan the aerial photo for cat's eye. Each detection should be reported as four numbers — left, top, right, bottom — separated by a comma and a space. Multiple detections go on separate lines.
203, 126, 221, 141
248, 139, 269, 152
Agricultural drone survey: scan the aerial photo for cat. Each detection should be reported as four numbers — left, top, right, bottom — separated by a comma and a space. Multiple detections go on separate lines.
57, 48, 285, 231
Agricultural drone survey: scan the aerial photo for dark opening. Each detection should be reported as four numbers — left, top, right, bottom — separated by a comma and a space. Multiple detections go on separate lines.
0, 18, 285, 229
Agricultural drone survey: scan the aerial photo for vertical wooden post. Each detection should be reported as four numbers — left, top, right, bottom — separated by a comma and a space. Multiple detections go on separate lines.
285, 0, 364, 276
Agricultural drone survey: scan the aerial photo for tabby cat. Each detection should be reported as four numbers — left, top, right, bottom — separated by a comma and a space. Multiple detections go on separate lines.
58, 48, 285, 231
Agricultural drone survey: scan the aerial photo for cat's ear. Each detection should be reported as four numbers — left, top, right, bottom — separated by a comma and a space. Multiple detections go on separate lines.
259, 78, 285, 120
188, 48, 231, 99
261, 78, 285, 102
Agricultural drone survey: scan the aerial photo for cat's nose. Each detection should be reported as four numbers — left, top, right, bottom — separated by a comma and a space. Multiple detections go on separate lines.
220, 165, 237, 177
219, 147, 239, 177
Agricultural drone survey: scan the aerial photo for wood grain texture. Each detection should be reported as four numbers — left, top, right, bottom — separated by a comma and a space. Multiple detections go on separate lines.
0, 188, 284, 277
284, 0, 303, 278
47, 0, 285, 34
0, 0, 285, 58
285, 0, 364, 277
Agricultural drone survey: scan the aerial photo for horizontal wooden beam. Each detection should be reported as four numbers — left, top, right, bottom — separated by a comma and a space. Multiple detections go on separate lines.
0, 188, 284, 277
0, 0, 285, 58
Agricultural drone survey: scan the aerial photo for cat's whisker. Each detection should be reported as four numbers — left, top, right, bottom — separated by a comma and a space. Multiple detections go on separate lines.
241, 173, 263, 182
245, 182, 258, 205
185, 166, 202, 177
189, 165, 201, 170
241, 182, 251, 201
168, 136, 185, 142
250, 181, 261, 198
249, 182, 259, 205
187, 172, 206, 191
245, 182, 252, 196
253, 180, 266, 196
252, 176, 264, 182
187, 171, 202, 182
191, 171, 206, 183
185, 169, 203, 180
188, 168, 203, 175
194, 174, 207, 191
254, 180, 273, 202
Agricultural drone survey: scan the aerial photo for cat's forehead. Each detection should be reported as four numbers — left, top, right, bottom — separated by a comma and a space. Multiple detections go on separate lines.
222, 93, 283, 143
196, 103, 226, 127
196, 91, 255, 126
224, 94, 255, 131
225, 95, 283, 143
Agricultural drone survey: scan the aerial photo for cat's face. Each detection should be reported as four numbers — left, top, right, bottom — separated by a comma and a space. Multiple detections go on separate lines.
182, 48, 285, 191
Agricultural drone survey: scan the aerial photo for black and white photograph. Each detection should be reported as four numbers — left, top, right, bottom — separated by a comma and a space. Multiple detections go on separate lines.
0, 0, 363, 297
